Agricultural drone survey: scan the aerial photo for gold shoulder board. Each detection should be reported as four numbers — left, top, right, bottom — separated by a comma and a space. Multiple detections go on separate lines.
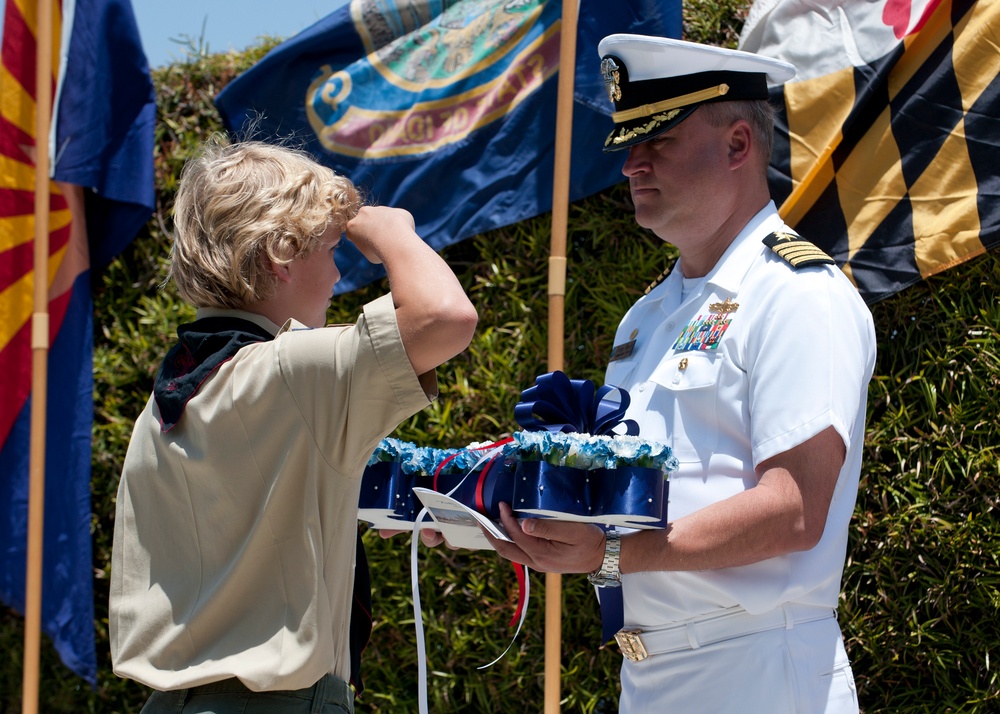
644, 265, 673, 295
762, 231, 835, 269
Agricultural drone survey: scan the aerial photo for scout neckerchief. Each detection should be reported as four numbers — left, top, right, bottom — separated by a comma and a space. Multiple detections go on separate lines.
153, 315, 373, 695
154, 316, 274, 432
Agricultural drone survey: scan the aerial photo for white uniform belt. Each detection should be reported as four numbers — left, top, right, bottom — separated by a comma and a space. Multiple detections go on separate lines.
615, 604, 836, 662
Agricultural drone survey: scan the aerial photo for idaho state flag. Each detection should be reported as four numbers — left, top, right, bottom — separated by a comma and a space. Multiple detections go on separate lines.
216, 0, 682, 293
740, 0, 1000, 304
0, 0, 155, 683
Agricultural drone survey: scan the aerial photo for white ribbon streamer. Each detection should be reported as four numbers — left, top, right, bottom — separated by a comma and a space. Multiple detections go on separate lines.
407, 441, 530, 713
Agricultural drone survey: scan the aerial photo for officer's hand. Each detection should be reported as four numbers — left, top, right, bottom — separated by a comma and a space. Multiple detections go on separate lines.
484, 502, 606, 574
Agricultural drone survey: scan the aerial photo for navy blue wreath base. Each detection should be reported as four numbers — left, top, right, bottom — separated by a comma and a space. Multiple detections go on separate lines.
358, 458, 667, 530
358, 371, 675, 532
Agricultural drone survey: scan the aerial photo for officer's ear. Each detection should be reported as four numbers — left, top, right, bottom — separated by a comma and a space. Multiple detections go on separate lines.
727, 120, 753, 170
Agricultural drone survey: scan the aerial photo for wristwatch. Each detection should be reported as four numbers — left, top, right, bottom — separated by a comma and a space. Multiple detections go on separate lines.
587, 530, 622, 587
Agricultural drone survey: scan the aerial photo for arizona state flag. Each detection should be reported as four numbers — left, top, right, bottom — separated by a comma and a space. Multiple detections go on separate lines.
0, 0, 155, 682
216, 0, 682, 293
740, 0, 1000, 303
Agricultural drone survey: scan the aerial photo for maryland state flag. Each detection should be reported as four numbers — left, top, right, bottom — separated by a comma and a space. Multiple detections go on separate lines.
216, 0, 682, 293
0, 0, 155, 682
740, 0, 1000, 303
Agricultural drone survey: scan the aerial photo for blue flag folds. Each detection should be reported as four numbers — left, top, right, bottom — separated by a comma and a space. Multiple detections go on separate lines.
740, 0, 1000, 304
215, 0, 682, 293
0, 0, 155, 684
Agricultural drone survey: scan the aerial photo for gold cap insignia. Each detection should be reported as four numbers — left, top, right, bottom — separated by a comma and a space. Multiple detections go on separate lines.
601, 57, 622, 103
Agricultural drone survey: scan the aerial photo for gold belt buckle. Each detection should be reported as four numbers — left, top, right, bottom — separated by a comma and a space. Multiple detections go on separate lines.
614, 628, 648, 662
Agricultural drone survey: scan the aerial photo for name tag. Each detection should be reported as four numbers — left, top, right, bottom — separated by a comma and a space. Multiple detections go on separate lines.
609, 339, 636, 362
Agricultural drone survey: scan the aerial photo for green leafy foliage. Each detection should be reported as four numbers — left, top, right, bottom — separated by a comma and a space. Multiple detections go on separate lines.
3, 2, 998, 712
843, 258, 1000, 712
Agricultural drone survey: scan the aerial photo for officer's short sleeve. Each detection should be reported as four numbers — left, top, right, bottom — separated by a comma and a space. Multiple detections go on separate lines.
744, 269, 874, 466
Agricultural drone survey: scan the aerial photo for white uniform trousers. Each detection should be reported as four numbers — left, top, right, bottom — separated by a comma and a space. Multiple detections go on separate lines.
619, 607, 858, 713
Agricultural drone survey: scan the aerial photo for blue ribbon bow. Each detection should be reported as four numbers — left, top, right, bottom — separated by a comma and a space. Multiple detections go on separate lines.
513, 371, 639, 436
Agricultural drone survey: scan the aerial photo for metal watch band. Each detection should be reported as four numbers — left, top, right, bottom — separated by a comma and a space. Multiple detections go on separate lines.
587, 530, 622, 587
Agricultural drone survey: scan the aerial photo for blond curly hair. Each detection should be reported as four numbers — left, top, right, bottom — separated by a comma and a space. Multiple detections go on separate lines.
169, 138, 362, 308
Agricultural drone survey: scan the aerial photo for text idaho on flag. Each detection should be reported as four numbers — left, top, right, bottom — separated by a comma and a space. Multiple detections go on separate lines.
306, 2, 562, 158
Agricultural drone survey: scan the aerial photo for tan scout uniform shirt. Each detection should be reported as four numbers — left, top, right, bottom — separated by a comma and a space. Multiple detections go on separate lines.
110, 294, 433, 692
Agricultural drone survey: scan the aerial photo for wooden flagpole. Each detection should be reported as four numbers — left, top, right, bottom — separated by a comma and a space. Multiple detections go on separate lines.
22, 0, 53, 711
545, 0, 579, 711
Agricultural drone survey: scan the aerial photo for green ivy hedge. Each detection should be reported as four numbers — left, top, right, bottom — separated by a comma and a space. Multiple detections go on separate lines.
2, 2, 997, 711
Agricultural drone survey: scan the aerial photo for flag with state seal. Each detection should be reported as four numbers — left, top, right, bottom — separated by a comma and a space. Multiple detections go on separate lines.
740, 0, 1000, 304
215, 0, 682, 293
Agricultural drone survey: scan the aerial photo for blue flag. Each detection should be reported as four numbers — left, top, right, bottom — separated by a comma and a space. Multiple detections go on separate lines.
216, 0, 682, 293
0, 0, 155, 684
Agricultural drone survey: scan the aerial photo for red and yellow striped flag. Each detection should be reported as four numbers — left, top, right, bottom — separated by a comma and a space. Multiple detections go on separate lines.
0, 0, 155, 682
0, 0, 75, 455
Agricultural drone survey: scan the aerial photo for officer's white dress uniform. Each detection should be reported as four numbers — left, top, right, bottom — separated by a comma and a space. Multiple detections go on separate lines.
605, 203, 874, 712
594, 34, 877, 713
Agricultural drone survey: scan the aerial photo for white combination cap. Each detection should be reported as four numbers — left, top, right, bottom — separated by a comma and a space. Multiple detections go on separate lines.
597, 34, 796, 151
